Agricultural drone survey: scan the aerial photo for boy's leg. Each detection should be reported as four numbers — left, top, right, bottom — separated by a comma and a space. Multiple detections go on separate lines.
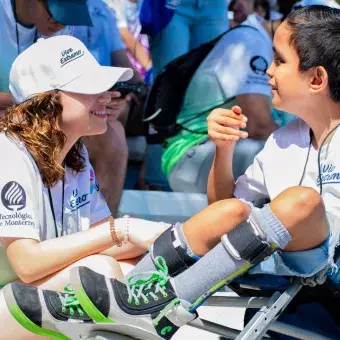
130, 185, 328, 277
127, 197, 251, 275
174, 186, 329, 306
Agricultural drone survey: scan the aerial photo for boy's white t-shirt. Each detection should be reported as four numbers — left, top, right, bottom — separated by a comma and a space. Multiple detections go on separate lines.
234, 119, 340, 234
0, 0, 37, 92
0, 133, 111, 286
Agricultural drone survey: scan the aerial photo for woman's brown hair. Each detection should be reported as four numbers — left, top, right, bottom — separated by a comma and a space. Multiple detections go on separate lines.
0, 91, 85, 187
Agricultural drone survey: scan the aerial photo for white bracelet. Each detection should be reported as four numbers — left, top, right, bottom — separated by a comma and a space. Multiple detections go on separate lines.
123, 215, 130, 244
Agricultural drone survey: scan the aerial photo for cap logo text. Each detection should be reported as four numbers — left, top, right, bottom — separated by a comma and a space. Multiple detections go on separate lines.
61, 48, 84, 67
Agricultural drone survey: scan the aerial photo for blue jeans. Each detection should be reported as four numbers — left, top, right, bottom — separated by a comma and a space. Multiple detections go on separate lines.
168, 138, 266, 193
145, 144, 172, 190
151, 0, 229, 77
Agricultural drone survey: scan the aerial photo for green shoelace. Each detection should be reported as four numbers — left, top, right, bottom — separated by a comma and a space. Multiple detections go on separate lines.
126, 256, 170, 305
60, 285, 85, 317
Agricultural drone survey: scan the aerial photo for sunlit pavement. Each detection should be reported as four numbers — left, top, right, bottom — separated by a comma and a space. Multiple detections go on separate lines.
174, 291, 245, 340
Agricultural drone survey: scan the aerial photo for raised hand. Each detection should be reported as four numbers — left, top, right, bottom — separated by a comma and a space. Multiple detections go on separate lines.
207, 106, 248, 148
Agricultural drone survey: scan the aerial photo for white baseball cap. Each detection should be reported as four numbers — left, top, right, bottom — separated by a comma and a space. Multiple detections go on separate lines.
9, 35, 134, 104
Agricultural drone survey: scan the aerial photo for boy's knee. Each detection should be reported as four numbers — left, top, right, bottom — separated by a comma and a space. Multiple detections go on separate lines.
275, 186, 324, 220
271, 187, 328, 250
220, 199, 251, 222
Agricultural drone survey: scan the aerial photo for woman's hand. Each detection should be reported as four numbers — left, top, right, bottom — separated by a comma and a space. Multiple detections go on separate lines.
207, 106, 248, 149
115, 218, 170, 251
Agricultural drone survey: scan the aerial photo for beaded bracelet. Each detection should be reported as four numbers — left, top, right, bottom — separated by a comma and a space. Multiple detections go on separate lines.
109, 216, 122, 247
123, 215, 130, 244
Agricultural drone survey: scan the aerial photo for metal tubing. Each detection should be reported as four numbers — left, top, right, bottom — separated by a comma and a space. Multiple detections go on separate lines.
205, 296, 271, 308
188, 318, 241, 339
235, 279, 303, 340
270, 321, 334, 340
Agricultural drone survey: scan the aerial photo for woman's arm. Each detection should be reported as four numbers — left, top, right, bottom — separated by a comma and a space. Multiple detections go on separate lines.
2, 218, 117, 283
3, 217, 169, 283
100, 218, 170, 260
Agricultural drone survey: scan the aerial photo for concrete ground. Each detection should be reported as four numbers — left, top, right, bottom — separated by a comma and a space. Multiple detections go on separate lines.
174, 291, 245, 340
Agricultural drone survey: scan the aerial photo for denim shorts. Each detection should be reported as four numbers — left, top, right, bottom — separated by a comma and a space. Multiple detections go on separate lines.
247, 213, 339, 281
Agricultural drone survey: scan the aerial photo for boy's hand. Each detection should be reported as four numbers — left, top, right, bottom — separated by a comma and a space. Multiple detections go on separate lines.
207, 106, 248, 149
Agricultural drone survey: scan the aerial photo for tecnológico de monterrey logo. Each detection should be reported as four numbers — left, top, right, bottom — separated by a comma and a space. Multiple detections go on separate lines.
1, 181, 27, 211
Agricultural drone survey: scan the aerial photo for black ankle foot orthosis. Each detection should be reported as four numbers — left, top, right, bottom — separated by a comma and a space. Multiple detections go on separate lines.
150, 225, 196, 276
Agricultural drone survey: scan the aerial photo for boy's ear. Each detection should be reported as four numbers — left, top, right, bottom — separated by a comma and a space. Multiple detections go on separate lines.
310, 66, 328, 94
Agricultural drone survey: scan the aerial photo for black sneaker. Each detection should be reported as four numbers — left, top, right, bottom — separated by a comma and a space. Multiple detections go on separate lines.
3, 282, 92, 340
70, 257, 196, 339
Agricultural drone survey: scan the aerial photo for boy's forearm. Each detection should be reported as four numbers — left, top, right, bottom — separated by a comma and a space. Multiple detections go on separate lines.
207, 146, 235, 204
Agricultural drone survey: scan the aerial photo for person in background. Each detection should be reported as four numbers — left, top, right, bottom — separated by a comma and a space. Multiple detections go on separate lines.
254, 0, 283, 21
141, 0, 230, 191
104, 0, 153, 84
0, 0, 92, 115
229, 0, 283, 26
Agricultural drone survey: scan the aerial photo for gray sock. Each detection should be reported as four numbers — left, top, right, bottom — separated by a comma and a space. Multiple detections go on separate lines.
173, 204, 292, 309
127, 252, 155, 277
128, 223, 198, 277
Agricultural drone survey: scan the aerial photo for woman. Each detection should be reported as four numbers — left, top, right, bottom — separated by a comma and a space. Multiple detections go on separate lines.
0, 35, 167, 339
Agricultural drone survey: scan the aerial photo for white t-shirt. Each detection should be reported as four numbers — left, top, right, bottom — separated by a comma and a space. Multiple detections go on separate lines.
181, 14, 273, 115
0, 0, 37, 92
234, 119, 340, 238
0, 133, 110, 285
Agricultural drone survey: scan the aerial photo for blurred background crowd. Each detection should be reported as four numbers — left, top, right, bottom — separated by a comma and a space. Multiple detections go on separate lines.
1, 0, 340, 217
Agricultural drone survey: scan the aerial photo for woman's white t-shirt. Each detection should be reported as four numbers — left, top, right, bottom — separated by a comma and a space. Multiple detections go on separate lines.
0, 133, 111, 286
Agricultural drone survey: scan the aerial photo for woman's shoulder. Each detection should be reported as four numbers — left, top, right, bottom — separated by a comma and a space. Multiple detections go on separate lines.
0, 133, 40, 176
0, 133, 29, 158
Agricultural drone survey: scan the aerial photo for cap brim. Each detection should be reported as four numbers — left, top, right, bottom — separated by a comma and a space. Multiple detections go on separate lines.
59, 66, 134, 95
47, 0, 93, 26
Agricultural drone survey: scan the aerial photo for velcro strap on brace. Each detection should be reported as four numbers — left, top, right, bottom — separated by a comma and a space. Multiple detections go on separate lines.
221, 220, 275, 265
151, 226, 196, 276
